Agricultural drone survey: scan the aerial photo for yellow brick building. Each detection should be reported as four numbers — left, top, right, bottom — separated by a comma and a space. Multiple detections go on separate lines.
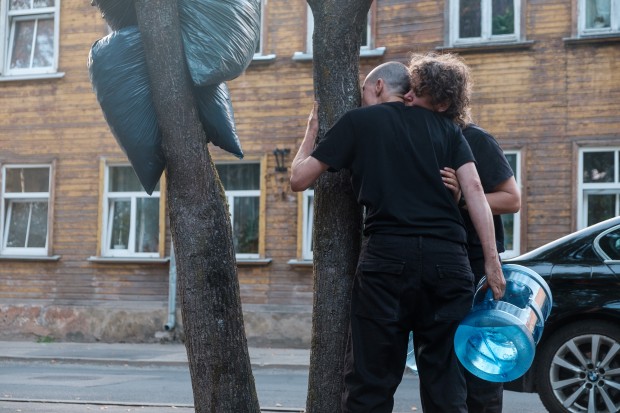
0, 0, 618, 345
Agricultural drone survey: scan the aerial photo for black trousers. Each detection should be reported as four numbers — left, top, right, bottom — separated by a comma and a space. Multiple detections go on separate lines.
341, 234, 475, 413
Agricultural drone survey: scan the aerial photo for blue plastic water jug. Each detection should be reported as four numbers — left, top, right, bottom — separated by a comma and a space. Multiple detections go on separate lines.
454, 263, 552, 383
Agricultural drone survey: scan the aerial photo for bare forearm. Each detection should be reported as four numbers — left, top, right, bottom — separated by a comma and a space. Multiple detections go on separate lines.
290, 101, 327, 192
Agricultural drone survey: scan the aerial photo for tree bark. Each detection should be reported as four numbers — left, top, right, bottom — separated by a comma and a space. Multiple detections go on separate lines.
134, 1, 260, 412
305, 1, 372, 412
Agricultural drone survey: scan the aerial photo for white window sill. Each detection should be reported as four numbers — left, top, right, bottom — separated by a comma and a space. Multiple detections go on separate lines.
88, 256, 170, 264
237, 258, 272, 266
564, 33, 620, 45
287, 259, 313, 267
0, 255, 61, 261
292, 46, 387, 62
439, 40, 534, 53
0, 72, 65, 82
252, 53, 277, 64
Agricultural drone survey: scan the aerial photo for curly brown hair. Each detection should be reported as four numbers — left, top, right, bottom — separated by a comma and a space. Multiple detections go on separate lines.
408, 52, 472, 127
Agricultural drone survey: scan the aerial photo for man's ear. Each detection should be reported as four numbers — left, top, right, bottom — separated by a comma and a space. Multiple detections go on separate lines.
375, 78, 384, 97
403, 90, 414, 106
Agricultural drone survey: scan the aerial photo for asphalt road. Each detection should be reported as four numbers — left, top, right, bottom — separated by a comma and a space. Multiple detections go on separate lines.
0, 360, 546, 412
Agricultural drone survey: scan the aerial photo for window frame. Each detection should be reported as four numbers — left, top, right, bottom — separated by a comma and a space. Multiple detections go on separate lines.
577, 147, 620, 229
500, 150, 522, 259
293, 3, 385, 61
0, 0, 61, 79
301, 188, 314, 261
216, 160, 264, 261
99, 161, 166, 259
449, 0, 522, 47
578, 0, 620, 36
252, 0, 276, 62
0, 162, 54, 257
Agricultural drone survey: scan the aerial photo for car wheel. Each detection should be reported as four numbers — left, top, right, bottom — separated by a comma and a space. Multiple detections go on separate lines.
535, 320, 620, 413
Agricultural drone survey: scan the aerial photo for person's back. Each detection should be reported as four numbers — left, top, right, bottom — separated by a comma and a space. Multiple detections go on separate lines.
290, 58, 505, 413
315, 102, 472, 241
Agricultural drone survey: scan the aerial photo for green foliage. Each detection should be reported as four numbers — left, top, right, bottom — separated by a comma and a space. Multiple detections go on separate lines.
492, 8, 514, 35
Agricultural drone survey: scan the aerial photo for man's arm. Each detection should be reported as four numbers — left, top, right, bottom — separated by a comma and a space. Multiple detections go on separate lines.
456, 162, 506, 299
485, 176, 520, 215
290, 102, 329, 192
441, 168, 520, 215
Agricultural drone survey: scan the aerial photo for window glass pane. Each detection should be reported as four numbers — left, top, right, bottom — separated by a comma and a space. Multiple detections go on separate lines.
586, 194, 616, 226
9, 0, 31, 10
305, 193, 314, 257
33, 18, 54, 68
134, 198, 160, 253
502, 213, 514, 251
10, 20, 35, 69
109, 166, 148, 192
492, 0, 515, 35
502, 153, 517, 252
504, 153, 517, 174
361, 17, 369, 47
5, 167, 49, 192
216, 163, 260, 190
109, 199, 130, 249
460, 0, 482, 38
585, 0, 611, 29
255, 0, 262, 53
233, 197, 259, 254
6, 201, 48, 248
598, 228, 620, 260
583, 151, 615, 183
34, 0, 55, 7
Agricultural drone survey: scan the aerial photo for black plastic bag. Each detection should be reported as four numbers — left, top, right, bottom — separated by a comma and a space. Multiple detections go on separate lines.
194, 83, 243, 158
88, 27, 243, 194
179, 0, 261, 86
88, 27, 163, 195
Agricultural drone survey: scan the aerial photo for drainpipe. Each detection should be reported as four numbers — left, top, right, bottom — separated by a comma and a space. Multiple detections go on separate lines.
164, 246, 177, 331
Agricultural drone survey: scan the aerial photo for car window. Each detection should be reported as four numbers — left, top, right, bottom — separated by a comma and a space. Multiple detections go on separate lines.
597, 227, 620, 261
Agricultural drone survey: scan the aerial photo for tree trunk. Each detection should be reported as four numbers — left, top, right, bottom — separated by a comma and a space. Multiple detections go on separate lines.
134, 1, 260, 412
305, 1, 372, 412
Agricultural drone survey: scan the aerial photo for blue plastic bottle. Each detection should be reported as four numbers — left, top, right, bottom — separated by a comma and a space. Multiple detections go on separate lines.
454, 264, 552, 383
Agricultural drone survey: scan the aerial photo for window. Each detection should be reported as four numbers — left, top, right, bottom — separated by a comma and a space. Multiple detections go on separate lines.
301, 188, 314, 261
293, 4, 385, 60
596, 226, 620, 260
578, 0, 620, 35
0, 0, 61, 78
578, 148, 620, 228
102, 165, 162, 258
252, 0, 275, 61
1, 164, 52, 256
216, 162, 261, 259
501, 150, 521, 258
449, 0, 521, 46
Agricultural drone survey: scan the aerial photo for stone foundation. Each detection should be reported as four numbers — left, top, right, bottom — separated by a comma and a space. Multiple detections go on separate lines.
0, 302, 312, 348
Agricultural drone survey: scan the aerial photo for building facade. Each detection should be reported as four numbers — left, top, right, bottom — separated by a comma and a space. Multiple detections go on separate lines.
0, 0, 619, 346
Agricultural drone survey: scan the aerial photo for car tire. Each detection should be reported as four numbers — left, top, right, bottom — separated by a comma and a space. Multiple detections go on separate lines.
534, 320, 620, 413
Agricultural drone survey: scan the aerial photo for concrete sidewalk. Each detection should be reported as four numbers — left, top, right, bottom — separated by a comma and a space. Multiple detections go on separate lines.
0, 340, 309, 369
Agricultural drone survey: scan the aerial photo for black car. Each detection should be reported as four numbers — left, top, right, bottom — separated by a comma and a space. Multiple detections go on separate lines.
503, 216, 620, 413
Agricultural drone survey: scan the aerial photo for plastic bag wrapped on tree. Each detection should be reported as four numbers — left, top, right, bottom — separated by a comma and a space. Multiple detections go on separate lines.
88, 26, 243, 194
92, 0, 260, 86
178, 0, 261, 86
88, 27, 163, 195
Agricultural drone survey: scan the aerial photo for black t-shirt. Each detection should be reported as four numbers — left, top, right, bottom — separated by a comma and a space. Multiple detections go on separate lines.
311, 102, 474, 243
460, 124, 514, 261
